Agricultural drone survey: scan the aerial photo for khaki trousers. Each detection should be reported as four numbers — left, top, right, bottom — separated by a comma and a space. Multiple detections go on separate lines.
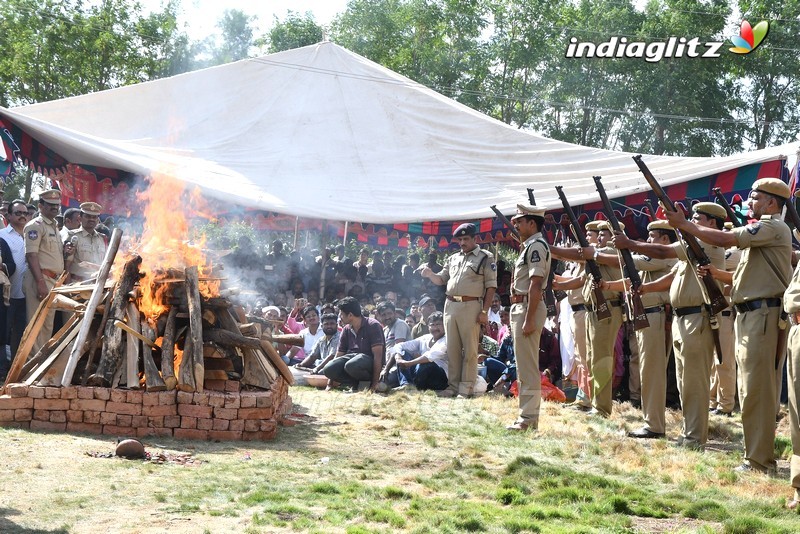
570, 309, 591, 406
735, 307, 781, 471
23, 271, 57, 356
673, 313, 714, 445
587, 306, 623, 416
635, 310, 668, 434
628, 328, 641, 403
511, 301, 546, 425
787, 325, 800, 494
444, 299, 480, 394
709, 311, 737, 412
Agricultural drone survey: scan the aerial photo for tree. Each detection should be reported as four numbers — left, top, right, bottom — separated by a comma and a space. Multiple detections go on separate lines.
266, 11, 324, 53
211, 9, 256, 64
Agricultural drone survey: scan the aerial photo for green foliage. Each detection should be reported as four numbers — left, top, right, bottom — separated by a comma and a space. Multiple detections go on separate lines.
683, 499, 730, 521
266, 11, 324, 52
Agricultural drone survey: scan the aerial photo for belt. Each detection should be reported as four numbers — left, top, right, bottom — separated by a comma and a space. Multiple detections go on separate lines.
790, 312, 800, 326
510, 294, 528, 304
721, 310, 733, 317
674, 306, 702, 317
571, 304, 586, 312
41, 269, 59, 279
586, 300, 621, 313
446, 295, 480, 302
734, 298, 782, 314
643, 305, 665, 314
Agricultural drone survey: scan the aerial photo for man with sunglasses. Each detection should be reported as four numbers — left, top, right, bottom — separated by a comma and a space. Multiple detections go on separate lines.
1, 200, 28, 364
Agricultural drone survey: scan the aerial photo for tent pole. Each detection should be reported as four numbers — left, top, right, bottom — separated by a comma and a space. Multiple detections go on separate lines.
293, 216, 299, 249
342, 221, 348, 249
319, 220, 328, 301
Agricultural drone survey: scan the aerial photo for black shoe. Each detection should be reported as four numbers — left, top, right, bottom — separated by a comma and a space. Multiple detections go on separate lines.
626, 427, 665, 439
711, 409, 733, 417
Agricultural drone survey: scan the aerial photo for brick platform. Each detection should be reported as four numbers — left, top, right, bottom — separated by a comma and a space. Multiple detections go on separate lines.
0, 377, 291, 441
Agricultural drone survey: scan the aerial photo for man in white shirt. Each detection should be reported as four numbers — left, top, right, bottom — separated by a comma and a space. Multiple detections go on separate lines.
1, 199, 29, 361
381, 312, 448, 391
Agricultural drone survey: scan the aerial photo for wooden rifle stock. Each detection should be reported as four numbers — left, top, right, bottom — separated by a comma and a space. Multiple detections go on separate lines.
555, 186, 611, 320
593, 176, 649, 331
489, 205, 520, 241
712, 188, 744, 228
633, 155, 728, 315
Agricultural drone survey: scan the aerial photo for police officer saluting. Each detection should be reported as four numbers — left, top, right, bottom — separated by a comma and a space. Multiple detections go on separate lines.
506, 204, 550, 431
421, 223, 497, 397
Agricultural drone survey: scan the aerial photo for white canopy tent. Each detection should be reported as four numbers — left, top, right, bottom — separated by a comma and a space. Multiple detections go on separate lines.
1, 42, 797, 223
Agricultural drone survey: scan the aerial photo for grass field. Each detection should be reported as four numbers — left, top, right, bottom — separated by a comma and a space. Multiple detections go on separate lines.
1, 387, 798, 533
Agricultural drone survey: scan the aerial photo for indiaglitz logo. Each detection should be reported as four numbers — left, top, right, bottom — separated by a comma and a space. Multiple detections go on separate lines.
565, 20, 770, 62
729, 20, 769, 54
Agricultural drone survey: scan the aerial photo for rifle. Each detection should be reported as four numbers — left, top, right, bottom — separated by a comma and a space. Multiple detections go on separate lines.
555, 186, 611, 320
783, 194, 800, 231
490, 205, 520, 241
712, 188, 744, 228
593, 176, 649, 331
633, 155, 728, 315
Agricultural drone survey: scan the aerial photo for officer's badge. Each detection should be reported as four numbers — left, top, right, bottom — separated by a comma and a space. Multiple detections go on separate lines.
641, 255, 652, 262
27, 230, 38, 241
490, 263, 497, 271
746, 223, 761, 235
725, 250, 732, 259
531, 250, 541, 262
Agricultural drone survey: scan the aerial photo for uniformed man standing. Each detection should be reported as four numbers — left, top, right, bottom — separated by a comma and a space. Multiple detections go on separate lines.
65, 201, 107, 282
782, 201, 800, 509
667, 179, 791, 472
24, 189, 67, 353
421, 223, 497, 397
506, 204, 550, 431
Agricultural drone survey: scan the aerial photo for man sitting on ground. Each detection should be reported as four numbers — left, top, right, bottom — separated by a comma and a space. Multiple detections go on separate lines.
297, 313, 341, 371
380, 312, 448, 391
377, 300, 410, 349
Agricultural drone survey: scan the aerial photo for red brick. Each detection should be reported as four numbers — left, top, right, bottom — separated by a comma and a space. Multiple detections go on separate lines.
49, 411, 67, 423
238, 407, 274, 420
33, 410, 50, 421
158, 391, 177, 405
173, 428, 209, 440
197, 418, 213, 431
142, 392, 160, 406
34, 398, 70, 411
28, 386, 45, 398
163, 415, 181, 428
178, 404, 213, 419
100, 412, 117, 425
0, 396, 34, 410
116, 414, 133, 427
66, 410, 84, 423
204, 380, 226, 391
60, 386, 78, 399
137, 427, 172, 438
209, 430, 242, 441
83, 411, 101, 424
110, 390, 127, 403
213, 407, 237, 420
239, 393, 257, 408
131, 416, 147, 428
206, 392, 226, 407
192, 392, 209, 406
94, 387, 111, 400
6, 384, 29, 398
244, 420, 260, 432
176, 391, 194, 404
260, 420, 277, 433
67, 422, 102, 435
44, 387, 61, 399
31, 420, 66, 432
148, 416, 164, 428
76, 386, 94, 399
180, 416, 197, 429
242, 431, 274, 441
102, 424, 134, 436
225, 380, 241, 392
229, 419, 245, 431
223, 396, 241, 409
15, 409, 33, 421
0, 421, 29, 429
142, 404, 177, 417
0, 409, 14, 422
212, 419, 229, 431
126, 390, 144, 404
256, 393, 273, 408
105, 402, 142, 415
70, 399, 107, 412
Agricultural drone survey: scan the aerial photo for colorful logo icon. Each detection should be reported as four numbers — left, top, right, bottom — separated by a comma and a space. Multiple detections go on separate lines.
729, 20, 769, 54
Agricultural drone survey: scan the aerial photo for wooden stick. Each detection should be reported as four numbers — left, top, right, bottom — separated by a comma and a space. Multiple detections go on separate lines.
62, 228, 122, 386
51, 294, 85, 312
176, 334, 196, 392
80, 289, 112, 385
140, 317, 166, 392
24, 318, 81, 386
203, 328, 262, 349
124, 303, 141, 389
185, 266, 204, 393
19, 314, 81, 380
260, 339, 295, 385
160, 307, 178, 390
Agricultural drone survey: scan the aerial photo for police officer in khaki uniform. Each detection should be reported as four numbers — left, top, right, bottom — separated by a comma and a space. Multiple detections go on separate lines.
65, 201, 107, 282
506, 204, 550, 431
674, 179, 791, 472
24, 189, 67, 353
782, 207, 800, 508
421, 223, 497, 397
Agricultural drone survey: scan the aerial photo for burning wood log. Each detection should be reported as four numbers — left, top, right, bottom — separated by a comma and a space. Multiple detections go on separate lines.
203, 328, 261, 349
185, 266, 205, 392
160, 307, 178, 390
125, 303, 141, 389
80, 290, 112, 385
87, 254, 142, 387
177, 336, 196, 392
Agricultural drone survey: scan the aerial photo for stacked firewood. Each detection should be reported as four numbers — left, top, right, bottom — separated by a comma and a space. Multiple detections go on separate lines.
2, 229, 292, 393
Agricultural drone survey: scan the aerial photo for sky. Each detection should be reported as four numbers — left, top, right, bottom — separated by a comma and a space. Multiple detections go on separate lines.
142, 0, 351, 41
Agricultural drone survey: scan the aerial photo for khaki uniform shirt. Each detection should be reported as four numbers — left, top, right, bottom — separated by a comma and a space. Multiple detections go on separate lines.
581, 246, 622, 306
512, 232, 550, 297
730, 215, 792, 304
68, 227, 107, 280
565, 261, 585, 306
632, 254, 677, 307
783, 263, 800, 313
668, 240, 724, 308
439, 246, 497, 298
24, 215, 64, 275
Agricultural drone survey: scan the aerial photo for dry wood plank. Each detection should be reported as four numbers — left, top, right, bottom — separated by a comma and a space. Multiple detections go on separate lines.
240, 348, 274, 389
86, 254, 141, 387
203, 328, 261, 349
260, 339, 295, 385
51, 294, 85, 312
19, 314, 81, 380
176, 334, 196, 392
239, 322, 262, 338
160, 307, 178, 390
185, 266, 204, 393
24, 319, 81, 386
203, 370, 228, 380
139, 315, 166, 392
80, 289, 112, 385
125, 303, 141, 389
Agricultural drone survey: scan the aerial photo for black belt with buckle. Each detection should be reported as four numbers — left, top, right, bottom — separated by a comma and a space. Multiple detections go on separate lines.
721, 310, 733, 317
571, 304, 586, 312
674, 306, 702, 317
734, 298, 782, 314
643, 305, 665, 314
